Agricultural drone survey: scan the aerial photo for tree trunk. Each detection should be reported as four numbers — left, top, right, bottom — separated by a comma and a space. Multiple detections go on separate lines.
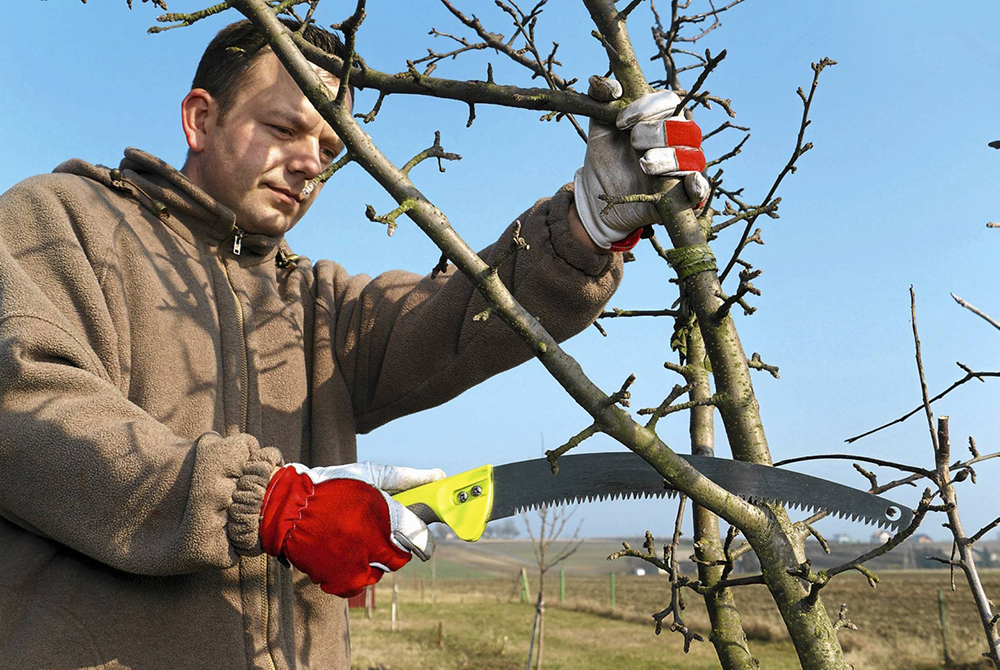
687, 324, 757, 669
535, 568, 545, 670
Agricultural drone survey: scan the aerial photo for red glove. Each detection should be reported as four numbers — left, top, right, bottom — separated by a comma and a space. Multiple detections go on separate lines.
259, 462, 445, 598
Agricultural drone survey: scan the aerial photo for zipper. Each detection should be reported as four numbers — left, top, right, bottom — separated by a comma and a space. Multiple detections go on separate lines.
262, 554, 276, 670
233, 227, 244, 256
219, 244, 249, 433
220, 233, 275, 669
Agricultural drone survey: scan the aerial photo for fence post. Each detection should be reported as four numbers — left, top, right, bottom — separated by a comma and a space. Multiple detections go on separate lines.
391, 582, 399, 632
520, 567, 530, 603
560, 568, 565, 603
431, 554, 437, 606
610, 571, 616, 608
365, 585, 373, 620
938, 589, 952, 666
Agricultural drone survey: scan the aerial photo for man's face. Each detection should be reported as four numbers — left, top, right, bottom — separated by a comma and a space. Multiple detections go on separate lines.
186, 52, 348, 236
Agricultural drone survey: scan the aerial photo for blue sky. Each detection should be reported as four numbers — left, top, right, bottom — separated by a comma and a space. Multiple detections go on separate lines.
3, 1, 999, 542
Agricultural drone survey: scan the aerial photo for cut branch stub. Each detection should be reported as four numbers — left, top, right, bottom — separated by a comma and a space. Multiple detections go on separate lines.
364, 198, 416, 236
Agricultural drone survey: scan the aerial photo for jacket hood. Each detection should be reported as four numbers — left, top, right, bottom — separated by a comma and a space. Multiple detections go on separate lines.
53, 148, 281, 256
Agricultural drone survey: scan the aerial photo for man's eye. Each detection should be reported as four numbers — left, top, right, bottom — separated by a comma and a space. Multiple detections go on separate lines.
321, 148, 337, 163
270, 125, 294, 137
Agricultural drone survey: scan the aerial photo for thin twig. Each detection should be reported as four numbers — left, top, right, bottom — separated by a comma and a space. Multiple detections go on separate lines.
951, 293, 1000, 332
718, 58, 836, 284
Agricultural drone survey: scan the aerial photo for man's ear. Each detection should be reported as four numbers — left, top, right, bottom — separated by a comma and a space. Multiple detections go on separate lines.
181, 88, 216, 153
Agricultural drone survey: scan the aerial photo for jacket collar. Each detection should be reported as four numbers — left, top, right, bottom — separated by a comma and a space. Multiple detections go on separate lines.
55, 148, 283, 256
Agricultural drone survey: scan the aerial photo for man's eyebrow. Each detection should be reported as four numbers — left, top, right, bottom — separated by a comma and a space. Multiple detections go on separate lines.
265, 110, 306, 128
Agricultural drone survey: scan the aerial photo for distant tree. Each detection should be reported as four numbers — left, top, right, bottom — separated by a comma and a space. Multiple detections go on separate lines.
482, 519, 521, 540
523, 505, 582, 670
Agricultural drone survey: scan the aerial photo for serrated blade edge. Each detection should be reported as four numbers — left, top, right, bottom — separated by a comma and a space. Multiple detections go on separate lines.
488, 453, 914, 531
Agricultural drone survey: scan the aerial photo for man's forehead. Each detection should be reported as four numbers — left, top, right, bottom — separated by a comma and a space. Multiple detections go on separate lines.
313, 64, 341, 93
245, 51, 345, 103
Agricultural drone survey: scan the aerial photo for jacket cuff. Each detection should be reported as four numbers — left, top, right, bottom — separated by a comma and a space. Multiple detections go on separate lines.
227, 445, 284, 556
547, 184, 618, 277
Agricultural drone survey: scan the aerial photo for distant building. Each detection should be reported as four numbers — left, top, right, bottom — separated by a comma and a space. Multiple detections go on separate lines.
831, 533, 854, 544
871, 530, 891, 543
913, 534, 934, 544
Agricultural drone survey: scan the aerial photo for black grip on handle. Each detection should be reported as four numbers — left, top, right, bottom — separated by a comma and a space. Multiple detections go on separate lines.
406, 502, 442, 525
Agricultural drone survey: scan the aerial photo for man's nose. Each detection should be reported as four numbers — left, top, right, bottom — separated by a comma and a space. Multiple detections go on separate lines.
287, 137, 324, 180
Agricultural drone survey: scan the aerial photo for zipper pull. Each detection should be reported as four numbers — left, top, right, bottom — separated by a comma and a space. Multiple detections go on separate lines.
232, 228, 244, 256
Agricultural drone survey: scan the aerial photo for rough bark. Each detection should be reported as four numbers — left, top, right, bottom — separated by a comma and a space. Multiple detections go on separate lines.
686, 324, 757, 669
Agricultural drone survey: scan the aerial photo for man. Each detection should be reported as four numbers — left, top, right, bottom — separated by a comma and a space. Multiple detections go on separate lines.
0, 18, 704, 670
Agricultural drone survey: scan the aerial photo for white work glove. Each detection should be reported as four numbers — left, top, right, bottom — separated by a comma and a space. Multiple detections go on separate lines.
258, 461, 445, 597
574, 76, 710, 250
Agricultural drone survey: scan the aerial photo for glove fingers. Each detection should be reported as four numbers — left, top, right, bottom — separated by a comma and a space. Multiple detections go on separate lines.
311, 461, 444, 493
616, 90, 681, 130
587, 75, 623, 102
639, 147, 707, 175
377, 465, 446, 494
385, 496, 436, 561
631, 118, 703, 152
685, 172, 710, 208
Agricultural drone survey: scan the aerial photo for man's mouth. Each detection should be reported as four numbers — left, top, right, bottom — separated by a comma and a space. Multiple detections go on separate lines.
266, 184, 300, 205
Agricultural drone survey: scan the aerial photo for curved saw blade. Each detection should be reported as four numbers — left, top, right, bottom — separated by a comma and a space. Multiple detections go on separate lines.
490, 452, 913, 531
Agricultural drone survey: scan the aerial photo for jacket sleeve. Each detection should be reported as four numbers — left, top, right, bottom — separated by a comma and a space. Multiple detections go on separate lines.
316, 186, 624, 434
0, 175, 280, 576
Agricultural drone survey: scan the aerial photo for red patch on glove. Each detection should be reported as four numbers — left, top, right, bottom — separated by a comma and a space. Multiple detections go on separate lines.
260, 468, 412, 598
663, 119, 702, 149
609, 226, 646, 252
674, 147, 706, 173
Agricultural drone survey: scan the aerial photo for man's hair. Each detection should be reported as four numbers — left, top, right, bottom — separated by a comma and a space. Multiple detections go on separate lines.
191, 18, 349, 122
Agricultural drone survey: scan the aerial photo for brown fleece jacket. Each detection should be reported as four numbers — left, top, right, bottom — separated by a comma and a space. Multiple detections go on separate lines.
0, 148, 622, 669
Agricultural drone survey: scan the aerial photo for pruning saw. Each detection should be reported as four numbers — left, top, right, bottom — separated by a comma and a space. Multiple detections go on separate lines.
392, 452, 914, 541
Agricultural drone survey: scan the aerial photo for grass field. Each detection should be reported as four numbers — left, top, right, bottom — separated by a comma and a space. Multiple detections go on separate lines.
350, 539, 1000, 669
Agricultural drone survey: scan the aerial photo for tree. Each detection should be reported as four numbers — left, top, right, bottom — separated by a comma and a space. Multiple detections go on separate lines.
483, 518, 521, 540
522, 504, 582, 670
21, 1, 1000, 668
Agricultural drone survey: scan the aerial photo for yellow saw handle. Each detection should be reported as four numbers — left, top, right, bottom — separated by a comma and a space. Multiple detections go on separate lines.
392, 465, 494, 542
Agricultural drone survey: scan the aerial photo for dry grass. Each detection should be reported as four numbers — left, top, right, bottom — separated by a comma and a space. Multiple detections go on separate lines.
354, 569, 1000, 669
349, 590, 800, 670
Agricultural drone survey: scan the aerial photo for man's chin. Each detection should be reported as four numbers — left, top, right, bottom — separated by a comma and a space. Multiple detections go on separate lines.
236, 213, 295, 237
